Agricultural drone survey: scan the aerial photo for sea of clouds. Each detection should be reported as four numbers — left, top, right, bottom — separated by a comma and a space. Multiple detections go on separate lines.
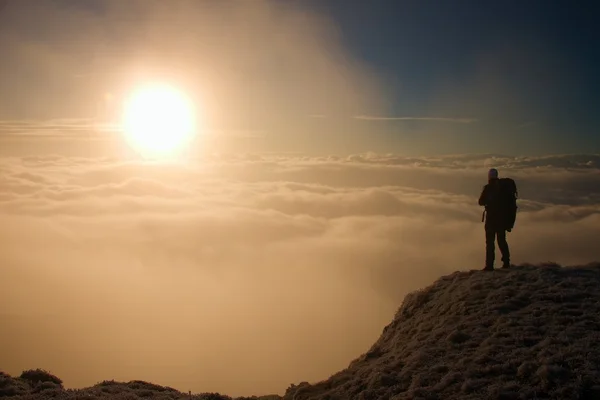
1, 151, 599, 396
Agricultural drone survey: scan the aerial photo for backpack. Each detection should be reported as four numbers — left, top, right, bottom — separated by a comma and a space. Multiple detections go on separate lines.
498, 177, 518, 231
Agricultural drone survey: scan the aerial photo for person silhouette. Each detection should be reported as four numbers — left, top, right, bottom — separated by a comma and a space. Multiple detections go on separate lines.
478, 168, 511, 271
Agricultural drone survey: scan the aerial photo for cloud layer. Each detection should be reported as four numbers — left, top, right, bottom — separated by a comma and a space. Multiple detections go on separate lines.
353, 116, 478, 123
1, 152, 599, 396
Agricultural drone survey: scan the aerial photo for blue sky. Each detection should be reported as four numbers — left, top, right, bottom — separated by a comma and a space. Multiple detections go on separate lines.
0, 0, 598, 156
312, 0, 600, 154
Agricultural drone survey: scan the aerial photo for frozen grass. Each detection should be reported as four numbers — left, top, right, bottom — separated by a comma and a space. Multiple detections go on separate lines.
284, 262, 600, 399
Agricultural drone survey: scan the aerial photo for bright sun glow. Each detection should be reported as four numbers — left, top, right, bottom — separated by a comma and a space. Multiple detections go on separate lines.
122, 83, 196, 158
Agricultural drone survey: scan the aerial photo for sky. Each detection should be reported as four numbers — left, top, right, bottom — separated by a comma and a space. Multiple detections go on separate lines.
0, 1, 600, 397
0, 0, 599, 156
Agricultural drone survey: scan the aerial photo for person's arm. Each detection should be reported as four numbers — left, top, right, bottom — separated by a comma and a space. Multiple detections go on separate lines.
478, 185, 488, 206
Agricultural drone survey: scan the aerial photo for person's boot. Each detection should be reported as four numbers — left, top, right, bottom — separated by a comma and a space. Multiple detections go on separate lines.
483, 263, 494, 271
502, 262, 511, 269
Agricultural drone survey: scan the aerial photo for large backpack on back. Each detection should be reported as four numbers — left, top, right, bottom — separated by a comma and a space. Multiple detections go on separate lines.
498, 177, 518, 231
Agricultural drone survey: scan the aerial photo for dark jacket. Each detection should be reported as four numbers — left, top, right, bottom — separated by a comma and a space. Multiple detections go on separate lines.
479, 179, 505, 228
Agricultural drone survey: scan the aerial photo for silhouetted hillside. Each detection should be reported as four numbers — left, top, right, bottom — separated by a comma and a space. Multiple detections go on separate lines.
284, 262, 600, 400
0, 370, 280, 400
5, 263, 600, 400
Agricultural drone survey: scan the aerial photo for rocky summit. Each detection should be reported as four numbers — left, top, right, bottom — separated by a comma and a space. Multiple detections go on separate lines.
284, 263, 600, 400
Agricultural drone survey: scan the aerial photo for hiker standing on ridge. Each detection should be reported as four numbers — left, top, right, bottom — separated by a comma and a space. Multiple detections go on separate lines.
478, 168, 518, 271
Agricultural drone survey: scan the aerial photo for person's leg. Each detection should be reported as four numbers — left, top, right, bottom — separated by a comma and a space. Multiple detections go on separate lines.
497, 229, 510, 267
485, 225, 496, 269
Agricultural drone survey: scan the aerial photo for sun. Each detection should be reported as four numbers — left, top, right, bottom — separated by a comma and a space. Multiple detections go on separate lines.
122, 83, 196, 158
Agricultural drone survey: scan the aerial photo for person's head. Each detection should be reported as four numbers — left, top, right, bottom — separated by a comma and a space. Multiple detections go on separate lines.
488, 168, 499, 182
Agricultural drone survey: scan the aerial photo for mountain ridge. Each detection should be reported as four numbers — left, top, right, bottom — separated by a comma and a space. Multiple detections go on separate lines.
284, 262, 600, 399
3, 262, 600, 400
